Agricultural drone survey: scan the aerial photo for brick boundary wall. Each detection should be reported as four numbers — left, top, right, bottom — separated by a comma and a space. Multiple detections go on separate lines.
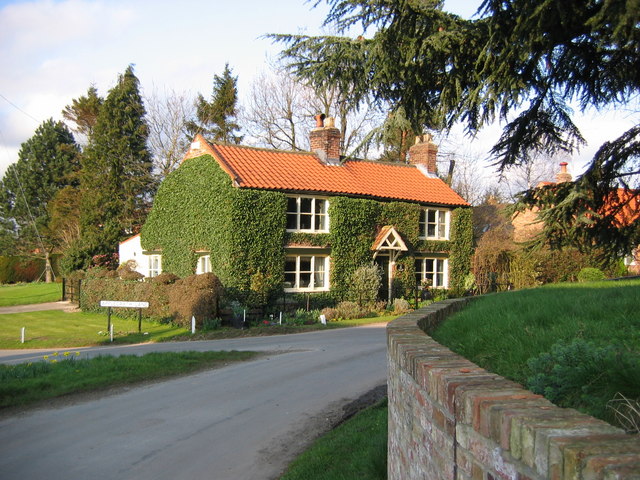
387, 298, 640, 480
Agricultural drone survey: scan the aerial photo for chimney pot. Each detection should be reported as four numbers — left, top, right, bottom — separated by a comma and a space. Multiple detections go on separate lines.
310, 115, 341, 164
408, 133, 438, 174
556, 162, 572, 183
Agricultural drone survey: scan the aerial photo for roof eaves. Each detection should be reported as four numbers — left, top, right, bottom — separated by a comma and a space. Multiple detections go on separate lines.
208, 143, 242, 187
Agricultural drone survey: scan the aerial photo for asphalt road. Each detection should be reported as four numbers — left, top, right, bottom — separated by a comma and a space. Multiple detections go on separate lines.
0, 325, 388, 480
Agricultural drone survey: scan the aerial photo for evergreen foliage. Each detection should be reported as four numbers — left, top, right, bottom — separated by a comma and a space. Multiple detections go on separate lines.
62, 85, 103, 141
187, 63, 243, 144
448, 208, 473, 295
77, 66, 154, 269
141, 155, 286, 303
274, 0, 640, 257
0, 119, 80, 256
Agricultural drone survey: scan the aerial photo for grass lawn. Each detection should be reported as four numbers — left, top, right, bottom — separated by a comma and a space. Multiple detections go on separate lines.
0, 311, 396, 349
0, 282, 62, 306
0, 310, 189, 349
159, 314, 397, 342
280, 398, 388, 480
0, 350, 258, 409
431, 279, 640, 427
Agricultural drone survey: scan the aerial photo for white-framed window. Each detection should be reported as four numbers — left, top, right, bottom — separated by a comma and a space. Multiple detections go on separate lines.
284, 254, 329, 291
148, 254, 162, 278
196, 255, 211, 274
419, 208, 450, 240
286, 196, 329, 232
415, 257, 448, 288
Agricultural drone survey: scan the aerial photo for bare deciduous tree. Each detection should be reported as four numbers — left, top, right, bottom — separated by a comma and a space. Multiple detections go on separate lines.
500, 154, 563, 201
242, 65, 380, 158
145, 87, 195, 180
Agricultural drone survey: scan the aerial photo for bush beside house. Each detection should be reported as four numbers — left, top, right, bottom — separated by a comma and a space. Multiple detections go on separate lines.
79, 268, 222, 328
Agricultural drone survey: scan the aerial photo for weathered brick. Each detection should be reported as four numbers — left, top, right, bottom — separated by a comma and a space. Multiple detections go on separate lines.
387, 301, 640, 480
602, 461, 640, 480
562, 435, 640, 479
487, 401, 556, 449
584, 454, 640, 480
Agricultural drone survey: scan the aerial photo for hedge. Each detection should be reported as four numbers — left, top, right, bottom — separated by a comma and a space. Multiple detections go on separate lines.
79, 268, 222, 327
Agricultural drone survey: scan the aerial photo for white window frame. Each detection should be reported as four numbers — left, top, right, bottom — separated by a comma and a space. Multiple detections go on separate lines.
415, 257, 448, 288
286, 196, 329, 233
148, 254, 162, 278
284, 254, 330, 292
196, 254, 211, 274
419, 208, 450, 240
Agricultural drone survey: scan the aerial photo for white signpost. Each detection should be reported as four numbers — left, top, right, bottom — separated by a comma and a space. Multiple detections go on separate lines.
99, 301, 150, 338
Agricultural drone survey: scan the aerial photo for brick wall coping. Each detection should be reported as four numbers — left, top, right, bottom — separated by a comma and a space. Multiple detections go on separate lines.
387, 298, 640, 480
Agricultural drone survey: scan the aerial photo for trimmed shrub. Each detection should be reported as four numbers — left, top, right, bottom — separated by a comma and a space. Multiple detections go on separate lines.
79, 269, 223, 326
392, 298, 411, 315
168, 273, 222, 327
152, 272, 180, 285
348, 263, 382, 307
335, 301, 365, 320
577, 267, 606, 282
0, 256, 50, 283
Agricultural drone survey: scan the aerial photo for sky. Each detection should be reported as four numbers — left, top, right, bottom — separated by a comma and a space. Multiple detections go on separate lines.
0, 0, 636, 180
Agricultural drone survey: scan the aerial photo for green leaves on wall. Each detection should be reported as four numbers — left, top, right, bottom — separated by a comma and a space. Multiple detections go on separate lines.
142, 154, 471, 300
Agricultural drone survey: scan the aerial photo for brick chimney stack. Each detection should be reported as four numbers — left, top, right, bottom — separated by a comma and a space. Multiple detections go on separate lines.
310, 114, 341, 164
408, 134, 438, 175
555, 162, 572, 183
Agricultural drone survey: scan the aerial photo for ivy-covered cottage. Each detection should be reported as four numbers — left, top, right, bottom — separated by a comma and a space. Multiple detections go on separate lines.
120, 116, 472, 302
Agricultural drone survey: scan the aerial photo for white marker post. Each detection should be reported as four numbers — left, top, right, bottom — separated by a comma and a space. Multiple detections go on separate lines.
279, 312, 282, 325
191, 316, 196, 334
110, 324, 114, 342
21, 327, 25, 344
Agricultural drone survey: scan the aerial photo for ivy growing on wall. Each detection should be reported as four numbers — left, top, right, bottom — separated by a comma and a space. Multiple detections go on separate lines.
142, 154, 472, 303
328, 197, 382, 299
448, 208, 474, 296
141, 155, 286, 299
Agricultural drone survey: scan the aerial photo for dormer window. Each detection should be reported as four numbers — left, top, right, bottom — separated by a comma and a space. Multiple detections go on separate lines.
419, 208, 450, 240
286, 196, 329, 232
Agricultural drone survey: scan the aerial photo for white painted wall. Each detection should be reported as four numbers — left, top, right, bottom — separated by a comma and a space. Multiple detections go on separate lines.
118, 234, 148, 277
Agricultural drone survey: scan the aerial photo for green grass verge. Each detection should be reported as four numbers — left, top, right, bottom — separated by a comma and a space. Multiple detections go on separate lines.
0, 282, 62, 306
0, 350, 258, 409
0, 310, 189, 349
431, 279, 640, 426
163, 315, 397, 342
280, 398, 388, 480
431, 279, 640, 383
0, 311, 394, 349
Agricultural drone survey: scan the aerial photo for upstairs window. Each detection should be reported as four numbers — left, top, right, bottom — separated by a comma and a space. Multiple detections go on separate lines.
286, 196, 329, 232
419, 208, 449, 240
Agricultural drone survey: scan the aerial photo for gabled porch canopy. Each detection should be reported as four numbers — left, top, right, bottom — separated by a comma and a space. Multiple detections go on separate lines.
372, 226, 408, 261
372, 226, 409, 303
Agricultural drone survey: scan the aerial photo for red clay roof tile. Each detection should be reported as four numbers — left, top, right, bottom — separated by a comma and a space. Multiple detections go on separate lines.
186, 136, 469, 207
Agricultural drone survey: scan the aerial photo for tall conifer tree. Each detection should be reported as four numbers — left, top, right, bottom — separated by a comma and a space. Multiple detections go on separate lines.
0, 119, 80, 279
187, 63, 243, 144
78, 65, 153, 266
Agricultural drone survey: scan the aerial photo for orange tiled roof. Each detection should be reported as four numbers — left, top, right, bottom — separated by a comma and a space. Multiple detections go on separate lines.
186, 136, 468, 207
607, 189, 640, 227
